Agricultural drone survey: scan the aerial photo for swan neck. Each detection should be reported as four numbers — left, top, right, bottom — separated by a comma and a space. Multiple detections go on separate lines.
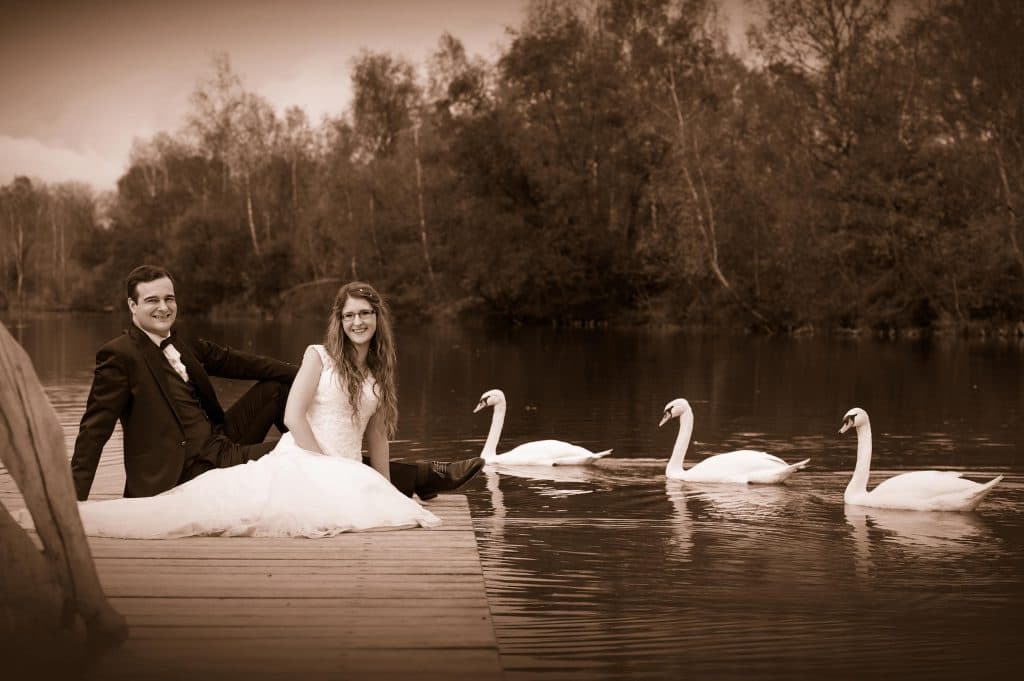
846, 423, 873, 497
667, 414, 693, 474
481, 404, 506, 461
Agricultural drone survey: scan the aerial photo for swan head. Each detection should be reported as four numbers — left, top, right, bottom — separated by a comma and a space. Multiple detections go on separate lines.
839, 407, 869, 434
474, 389, 507, 413
659, 398, 692, 427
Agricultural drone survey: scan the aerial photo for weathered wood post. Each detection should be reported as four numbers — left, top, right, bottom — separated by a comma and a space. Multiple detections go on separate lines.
0, 321, 127, 663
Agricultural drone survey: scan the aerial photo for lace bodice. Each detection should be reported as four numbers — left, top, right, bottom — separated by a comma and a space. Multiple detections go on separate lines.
307, 344, 378, 460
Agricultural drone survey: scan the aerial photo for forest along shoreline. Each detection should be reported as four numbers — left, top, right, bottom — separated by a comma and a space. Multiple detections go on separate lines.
2, 307, 1023, 342
2, 2, 1021, 339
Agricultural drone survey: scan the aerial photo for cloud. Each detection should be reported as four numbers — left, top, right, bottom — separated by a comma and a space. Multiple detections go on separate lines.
0, 135, 124, 190
255, 57, 354, 122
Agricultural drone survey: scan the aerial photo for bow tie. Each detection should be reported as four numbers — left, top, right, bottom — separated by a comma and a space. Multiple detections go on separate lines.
158, 335, 190, 383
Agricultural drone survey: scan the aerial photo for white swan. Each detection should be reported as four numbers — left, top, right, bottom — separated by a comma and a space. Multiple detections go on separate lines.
659, 398, 809, 483
839, 407, 1003, 511
473, 389, 612, 465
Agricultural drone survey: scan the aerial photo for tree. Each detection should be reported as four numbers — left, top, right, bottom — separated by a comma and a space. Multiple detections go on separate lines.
654, 2, 773, 329
351, 51, 437, 294
352, 52, 418, 158
187, 53, 244, 196
230, 91, 281, 255
1, 177, 42, 309
751, 0, 896, 169
281, 106, 315, 229
917, 0, 1024, 272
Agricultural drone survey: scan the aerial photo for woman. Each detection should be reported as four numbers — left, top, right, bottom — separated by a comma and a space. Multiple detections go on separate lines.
48, 282, 440, 538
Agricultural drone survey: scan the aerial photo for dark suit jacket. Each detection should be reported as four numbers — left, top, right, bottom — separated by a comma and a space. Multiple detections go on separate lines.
71, 324, 298, 500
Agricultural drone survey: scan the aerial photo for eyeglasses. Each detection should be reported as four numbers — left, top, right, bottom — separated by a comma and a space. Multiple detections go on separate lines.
342, 309, 376, 322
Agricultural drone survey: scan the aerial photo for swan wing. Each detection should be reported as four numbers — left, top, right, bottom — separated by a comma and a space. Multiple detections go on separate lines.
496, 440, 603, 466
863, 471, 1003, 511
871, 470, 972, 498
684, 450, 797, 483
745, 458, 810, 484
552, 449, 613, 466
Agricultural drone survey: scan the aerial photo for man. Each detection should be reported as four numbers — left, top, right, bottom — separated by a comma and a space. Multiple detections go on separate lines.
70, 265, 482, 502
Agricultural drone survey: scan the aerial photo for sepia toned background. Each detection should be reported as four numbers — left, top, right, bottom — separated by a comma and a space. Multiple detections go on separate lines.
2, 0, 1019, 333
2, 2, 1022, 678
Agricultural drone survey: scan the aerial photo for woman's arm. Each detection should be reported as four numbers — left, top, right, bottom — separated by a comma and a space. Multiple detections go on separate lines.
282, 346, 324, 454
365, 410, 391, 481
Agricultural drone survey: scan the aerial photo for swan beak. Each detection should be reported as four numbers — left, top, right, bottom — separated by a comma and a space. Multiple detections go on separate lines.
838, 416, 853, 434
473, 399, 487, 414
658, 410, 672, 428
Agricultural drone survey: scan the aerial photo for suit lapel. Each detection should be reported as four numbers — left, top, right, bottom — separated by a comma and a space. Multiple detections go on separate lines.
129, 325, 185, 429
172, 332, 225, 424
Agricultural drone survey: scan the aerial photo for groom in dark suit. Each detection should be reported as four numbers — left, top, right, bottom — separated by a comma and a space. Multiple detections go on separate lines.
70, 265, 482, 502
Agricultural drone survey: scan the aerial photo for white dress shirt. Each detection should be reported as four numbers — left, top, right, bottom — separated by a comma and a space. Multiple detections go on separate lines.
138, 325, 190, 383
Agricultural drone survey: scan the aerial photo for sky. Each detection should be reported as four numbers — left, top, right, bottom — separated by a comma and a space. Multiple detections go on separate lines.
0, 0, 753, 192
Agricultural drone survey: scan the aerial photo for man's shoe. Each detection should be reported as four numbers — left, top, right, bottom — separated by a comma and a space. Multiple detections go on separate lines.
417, 457, 485, 500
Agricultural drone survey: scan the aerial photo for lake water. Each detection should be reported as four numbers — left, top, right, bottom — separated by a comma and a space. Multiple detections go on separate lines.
6, 314, 1023, 680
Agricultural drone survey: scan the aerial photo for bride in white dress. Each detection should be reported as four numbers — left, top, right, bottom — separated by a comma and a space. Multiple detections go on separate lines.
59, 282, 440, 538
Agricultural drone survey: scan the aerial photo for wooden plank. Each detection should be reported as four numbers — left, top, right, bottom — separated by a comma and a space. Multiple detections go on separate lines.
97, 564, 485, 576
2, 404, 502, 681
94, 556, 483, 566
97, 562, 483, 573
81, 499, 504, 679
118, 625, 497, 646
92, 644, 502, 681
110, 598, 494, 620
83, 537, 480, 557
99, 583, 487, 600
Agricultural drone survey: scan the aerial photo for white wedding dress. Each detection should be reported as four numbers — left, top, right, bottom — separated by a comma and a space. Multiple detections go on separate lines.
52, 345, 440, 539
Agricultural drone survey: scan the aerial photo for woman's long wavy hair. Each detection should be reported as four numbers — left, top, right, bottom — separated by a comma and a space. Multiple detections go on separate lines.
324, 282, 398, 438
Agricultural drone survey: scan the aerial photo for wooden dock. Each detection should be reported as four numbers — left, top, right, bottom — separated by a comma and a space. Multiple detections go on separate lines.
2, 447, 503, 681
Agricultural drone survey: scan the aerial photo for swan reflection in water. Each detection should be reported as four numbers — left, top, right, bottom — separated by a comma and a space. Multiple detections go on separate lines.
479, 463, 618, 531
479, 465, 604, 536
663, 479, 796, 560
485, 461, 606, 491
482, 467, 507, 536
667, 481, 792, 516
845, 503, 993, 578
845, 504, 991, 551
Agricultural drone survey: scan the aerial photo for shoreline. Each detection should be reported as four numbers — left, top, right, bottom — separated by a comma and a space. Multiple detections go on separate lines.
2, 305, 1023, 342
